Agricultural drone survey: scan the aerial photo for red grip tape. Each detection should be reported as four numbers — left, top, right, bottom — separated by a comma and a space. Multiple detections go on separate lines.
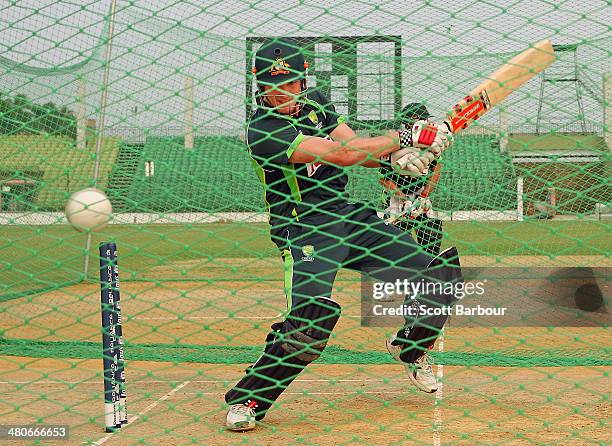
417, 125, 437, 146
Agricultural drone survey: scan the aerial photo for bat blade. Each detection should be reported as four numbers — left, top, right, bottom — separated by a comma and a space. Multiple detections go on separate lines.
446, 39, 556, 133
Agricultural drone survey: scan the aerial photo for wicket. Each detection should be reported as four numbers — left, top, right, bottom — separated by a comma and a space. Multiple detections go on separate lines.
99, 242, 127, 432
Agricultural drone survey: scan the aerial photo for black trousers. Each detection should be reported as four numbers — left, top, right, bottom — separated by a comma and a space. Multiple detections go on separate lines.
393, 215, 443, 256
275, 203, 433, 308
225, 203, 440, 418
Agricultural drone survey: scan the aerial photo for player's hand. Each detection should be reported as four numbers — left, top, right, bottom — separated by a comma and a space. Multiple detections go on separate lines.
384, 195, 411, 221
384, 194, 431, 222
410, 119, 453, 157
391, 146, 435, 176
430, 120, 454, 157
408, 195, 432, 219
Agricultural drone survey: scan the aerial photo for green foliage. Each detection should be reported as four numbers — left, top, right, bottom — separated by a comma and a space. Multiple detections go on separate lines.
0, 91, 76, 137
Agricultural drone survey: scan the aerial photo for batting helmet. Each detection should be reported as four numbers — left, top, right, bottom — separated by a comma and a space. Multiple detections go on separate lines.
252, 38, 308, 86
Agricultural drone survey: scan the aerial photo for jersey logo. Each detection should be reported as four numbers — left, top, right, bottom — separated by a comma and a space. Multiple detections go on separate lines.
302, 245, 315, 262
246, 399, 259, 409
308, 110, 318, 125
306, 162, 322, 177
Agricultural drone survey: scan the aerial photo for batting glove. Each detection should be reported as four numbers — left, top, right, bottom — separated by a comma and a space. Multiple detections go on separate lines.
384, 194, 432, 223
408, 195, 432, 219
389, 144, 435, 176
384, 195, 410, 221
410, 119, 454, 158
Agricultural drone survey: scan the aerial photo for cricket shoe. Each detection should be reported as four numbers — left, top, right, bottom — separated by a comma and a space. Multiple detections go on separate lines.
386, 335, 438, 393
226, 404, 256, 431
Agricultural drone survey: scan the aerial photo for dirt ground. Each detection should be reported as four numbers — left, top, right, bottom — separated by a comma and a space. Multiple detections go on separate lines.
0, 359, 608, 445
1, 255, 610, 445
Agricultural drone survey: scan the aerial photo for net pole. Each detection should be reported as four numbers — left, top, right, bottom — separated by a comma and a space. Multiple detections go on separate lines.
184, 75, 194, 149
604, 73, 611, 150
432, 327, 445, 446
76, 77, 87, 151
92, 0, 118, 185
84, 0, 118, 280
517, 176, 524, 221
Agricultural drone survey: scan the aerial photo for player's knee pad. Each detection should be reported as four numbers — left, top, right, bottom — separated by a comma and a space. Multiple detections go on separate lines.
225, 297, 341, 419
279, 296, 341, 362
395, 247, 463, 362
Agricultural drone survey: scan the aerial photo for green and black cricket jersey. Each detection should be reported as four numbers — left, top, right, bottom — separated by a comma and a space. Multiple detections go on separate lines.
247, 89, 346, 238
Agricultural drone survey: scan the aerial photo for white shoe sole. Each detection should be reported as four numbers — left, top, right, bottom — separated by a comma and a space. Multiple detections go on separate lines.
385, 338, 400, 361
226, 421, 255, 431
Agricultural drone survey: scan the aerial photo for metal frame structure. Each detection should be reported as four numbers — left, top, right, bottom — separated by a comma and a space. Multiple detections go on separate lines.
245, 35, 402, 130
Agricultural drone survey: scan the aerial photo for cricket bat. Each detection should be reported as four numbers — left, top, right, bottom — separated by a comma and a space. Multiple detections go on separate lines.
386, 40, 556, 225
444, 39, 555, 134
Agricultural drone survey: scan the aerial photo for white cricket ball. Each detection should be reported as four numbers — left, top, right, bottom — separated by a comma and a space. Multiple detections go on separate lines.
65, 188, 113, 232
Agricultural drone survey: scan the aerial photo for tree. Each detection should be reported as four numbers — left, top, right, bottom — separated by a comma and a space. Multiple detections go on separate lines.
0, 91, 76, 137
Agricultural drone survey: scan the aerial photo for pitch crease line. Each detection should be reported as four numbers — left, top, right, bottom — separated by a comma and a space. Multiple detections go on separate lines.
87, 380, 191, 446
1, 378, 413, 385
433, 329, 445, 446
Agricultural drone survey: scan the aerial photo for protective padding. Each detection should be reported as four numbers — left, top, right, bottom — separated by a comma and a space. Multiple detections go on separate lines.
225, 296, 341, 420
279, 296, 341, 362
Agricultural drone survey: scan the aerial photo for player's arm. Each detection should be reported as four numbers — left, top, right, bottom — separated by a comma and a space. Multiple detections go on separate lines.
294, 91, 447, 171
328, 122, 356, 143
290, 131, 441, 176
288, 131, 400, 166
249, 119, 421, 173
329, 122, 389, 167
287, 93, 396, 167
327, 122, 396, 168
289, 92, 415, 168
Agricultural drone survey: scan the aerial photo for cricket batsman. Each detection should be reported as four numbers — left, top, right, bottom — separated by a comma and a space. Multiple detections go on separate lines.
380, 102, 444, 256
225, 38, 463, 431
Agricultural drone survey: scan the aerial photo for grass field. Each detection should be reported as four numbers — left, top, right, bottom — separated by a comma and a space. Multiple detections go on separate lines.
1, 1, 610, 443
1, 220, 610, 299
508, 133, 607, 152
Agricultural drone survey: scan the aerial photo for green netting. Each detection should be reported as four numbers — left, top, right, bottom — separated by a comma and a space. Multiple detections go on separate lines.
102, 133, 519, 213
2, 338, 610, 367
0, 135, 121, 209
0, 1, 610, 445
